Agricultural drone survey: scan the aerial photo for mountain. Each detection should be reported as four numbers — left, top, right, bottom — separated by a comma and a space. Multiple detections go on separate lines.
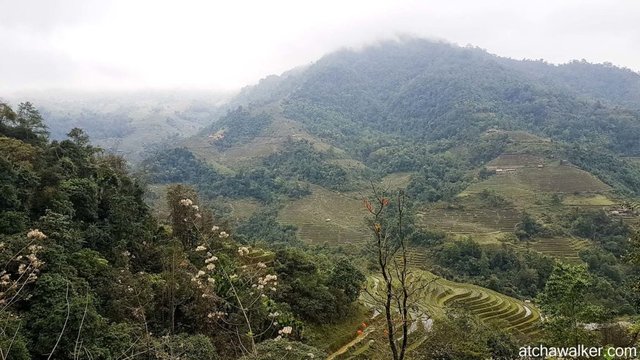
4, 38, 640, 359
143, 38, 640, 201
3, 90, 231, 162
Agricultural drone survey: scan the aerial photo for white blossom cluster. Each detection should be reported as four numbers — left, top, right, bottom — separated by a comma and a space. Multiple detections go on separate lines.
207, 311, 227, 319
237, 246, 250, 256
179, 199, 203, 219
253, 274, 277, 291
179, 198, 193, 207
0, 233, 46, 305
26, 229, 47, 241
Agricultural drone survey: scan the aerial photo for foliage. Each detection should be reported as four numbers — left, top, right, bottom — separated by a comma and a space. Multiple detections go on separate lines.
537, 263, 604, 346
235, 211, 298, 245
238, 339, 326, 360
433, 239, 554, 298
273, 248, 365, 324
207, 107, 272, 150
263, 139, 351, 190
0, 102, 364, 359
414, 309, 521, 360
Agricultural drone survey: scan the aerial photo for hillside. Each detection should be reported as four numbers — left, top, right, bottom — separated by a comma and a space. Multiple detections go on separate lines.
139, 40, 640, 252
135, 39, 640, 355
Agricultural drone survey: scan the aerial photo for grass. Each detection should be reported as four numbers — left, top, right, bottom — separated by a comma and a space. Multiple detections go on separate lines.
562, 194, 615, 206
278, 185, 370, 250
379, 172, 414, 190
512, 237, 589, 264
306, 304, 370, 353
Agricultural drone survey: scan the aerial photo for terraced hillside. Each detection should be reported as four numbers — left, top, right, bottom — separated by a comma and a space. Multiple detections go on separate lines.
362, 271, 541, 336
464, 162, 611, 205
415, 205, 521, 244
278, 174, 415, 249
514, 237, 590, 264
278, 185, 370, 250
336, 271, 541, 359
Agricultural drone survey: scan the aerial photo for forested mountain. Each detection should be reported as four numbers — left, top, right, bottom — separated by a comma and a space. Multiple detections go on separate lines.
144, 38, 640, 200
4, 38, 640, 359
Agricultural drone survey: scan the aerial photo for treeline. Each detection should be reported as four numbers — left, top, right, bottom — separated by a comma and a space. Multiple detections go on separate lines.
142, 137, 358, 202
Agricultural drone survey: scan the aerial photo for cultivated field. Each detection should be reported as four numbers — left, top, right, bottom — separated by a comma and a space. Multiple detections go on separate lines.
278, 185, 370, 250
415, 205, 521, 244
512, 237, 589, 264
332, 270, 541, 359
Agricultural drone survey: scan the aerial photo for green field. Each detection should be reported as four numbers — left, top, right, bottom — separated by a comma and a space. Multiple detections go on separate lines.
331, 270, 541, 359
278, 185, 370, 250
513, 237, 589, 264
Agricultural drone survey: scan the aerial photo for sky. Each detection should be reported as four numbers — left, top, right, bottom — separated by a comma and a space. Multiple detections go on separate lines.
1, 0, 639, 93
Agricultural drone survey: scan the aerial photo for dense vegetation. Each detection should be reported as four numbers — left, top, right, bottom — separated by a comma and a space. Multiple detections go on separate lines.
0, 103, 365, 359
6, 38, 640, 359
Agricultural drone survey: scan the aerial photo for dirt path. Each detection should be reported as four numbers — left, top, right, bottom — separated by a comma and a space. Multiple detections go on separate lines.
326, 326, 376, 360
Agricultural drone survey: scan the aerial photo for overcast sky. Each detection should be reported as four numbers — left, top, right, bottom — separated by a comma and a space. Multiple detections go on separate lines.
1, 0, 639, 93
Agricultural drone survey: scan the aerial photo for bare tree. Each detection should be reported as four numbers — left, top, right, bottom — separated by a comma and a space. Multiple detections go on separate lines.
364, 187, 425, 360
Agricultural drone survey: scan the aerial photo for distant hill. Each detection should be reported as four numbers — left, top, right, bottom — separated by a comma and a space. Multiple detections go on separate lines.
3, 90, 232, 162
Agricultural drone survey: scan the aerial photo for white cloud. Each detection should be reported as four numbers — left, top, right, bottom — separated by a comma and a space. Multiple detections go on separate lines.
1, 0, 639, 92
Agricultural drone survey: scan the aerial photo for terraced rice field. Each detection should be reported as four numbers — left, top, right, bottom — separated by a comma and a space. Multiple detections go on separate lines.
335, 271, 541, 359
415, 206, 521, 240
419, 274, 540, 336
517, 165, 611, 193
360, 271, 541, 338
517, 237, 589, 264
461, 164, 612, 212
486, 153, 545, 169
278, 185, 370, 249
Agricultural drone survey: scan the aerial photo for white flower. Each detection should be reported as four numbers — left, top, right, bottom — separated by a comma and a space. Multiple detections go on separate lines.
207, 277, 215, 284
197, 270, 206, 277
237, 246, 250, 256
257, 262, 267, 269
279, 326, 292, 335
195, 245, 207, 252
211, 225, 220, 231
219, 231, 229, 239
195, 213, 202, 219
191, 205, 199, 211
286, 345, 292, 351
206, 263, 216, 271
27, 229, 47, 241
179, 199, 193, 207
274, 335, 282, 341
205, 256, 218, 263
307, 353, 315, 358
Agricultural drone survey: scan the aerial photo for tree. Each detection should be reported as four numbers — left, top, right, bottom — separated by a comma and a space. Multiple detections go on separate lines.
537, 263, 603, 346
363, 188, 425, 360
16, 102, 48, 138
